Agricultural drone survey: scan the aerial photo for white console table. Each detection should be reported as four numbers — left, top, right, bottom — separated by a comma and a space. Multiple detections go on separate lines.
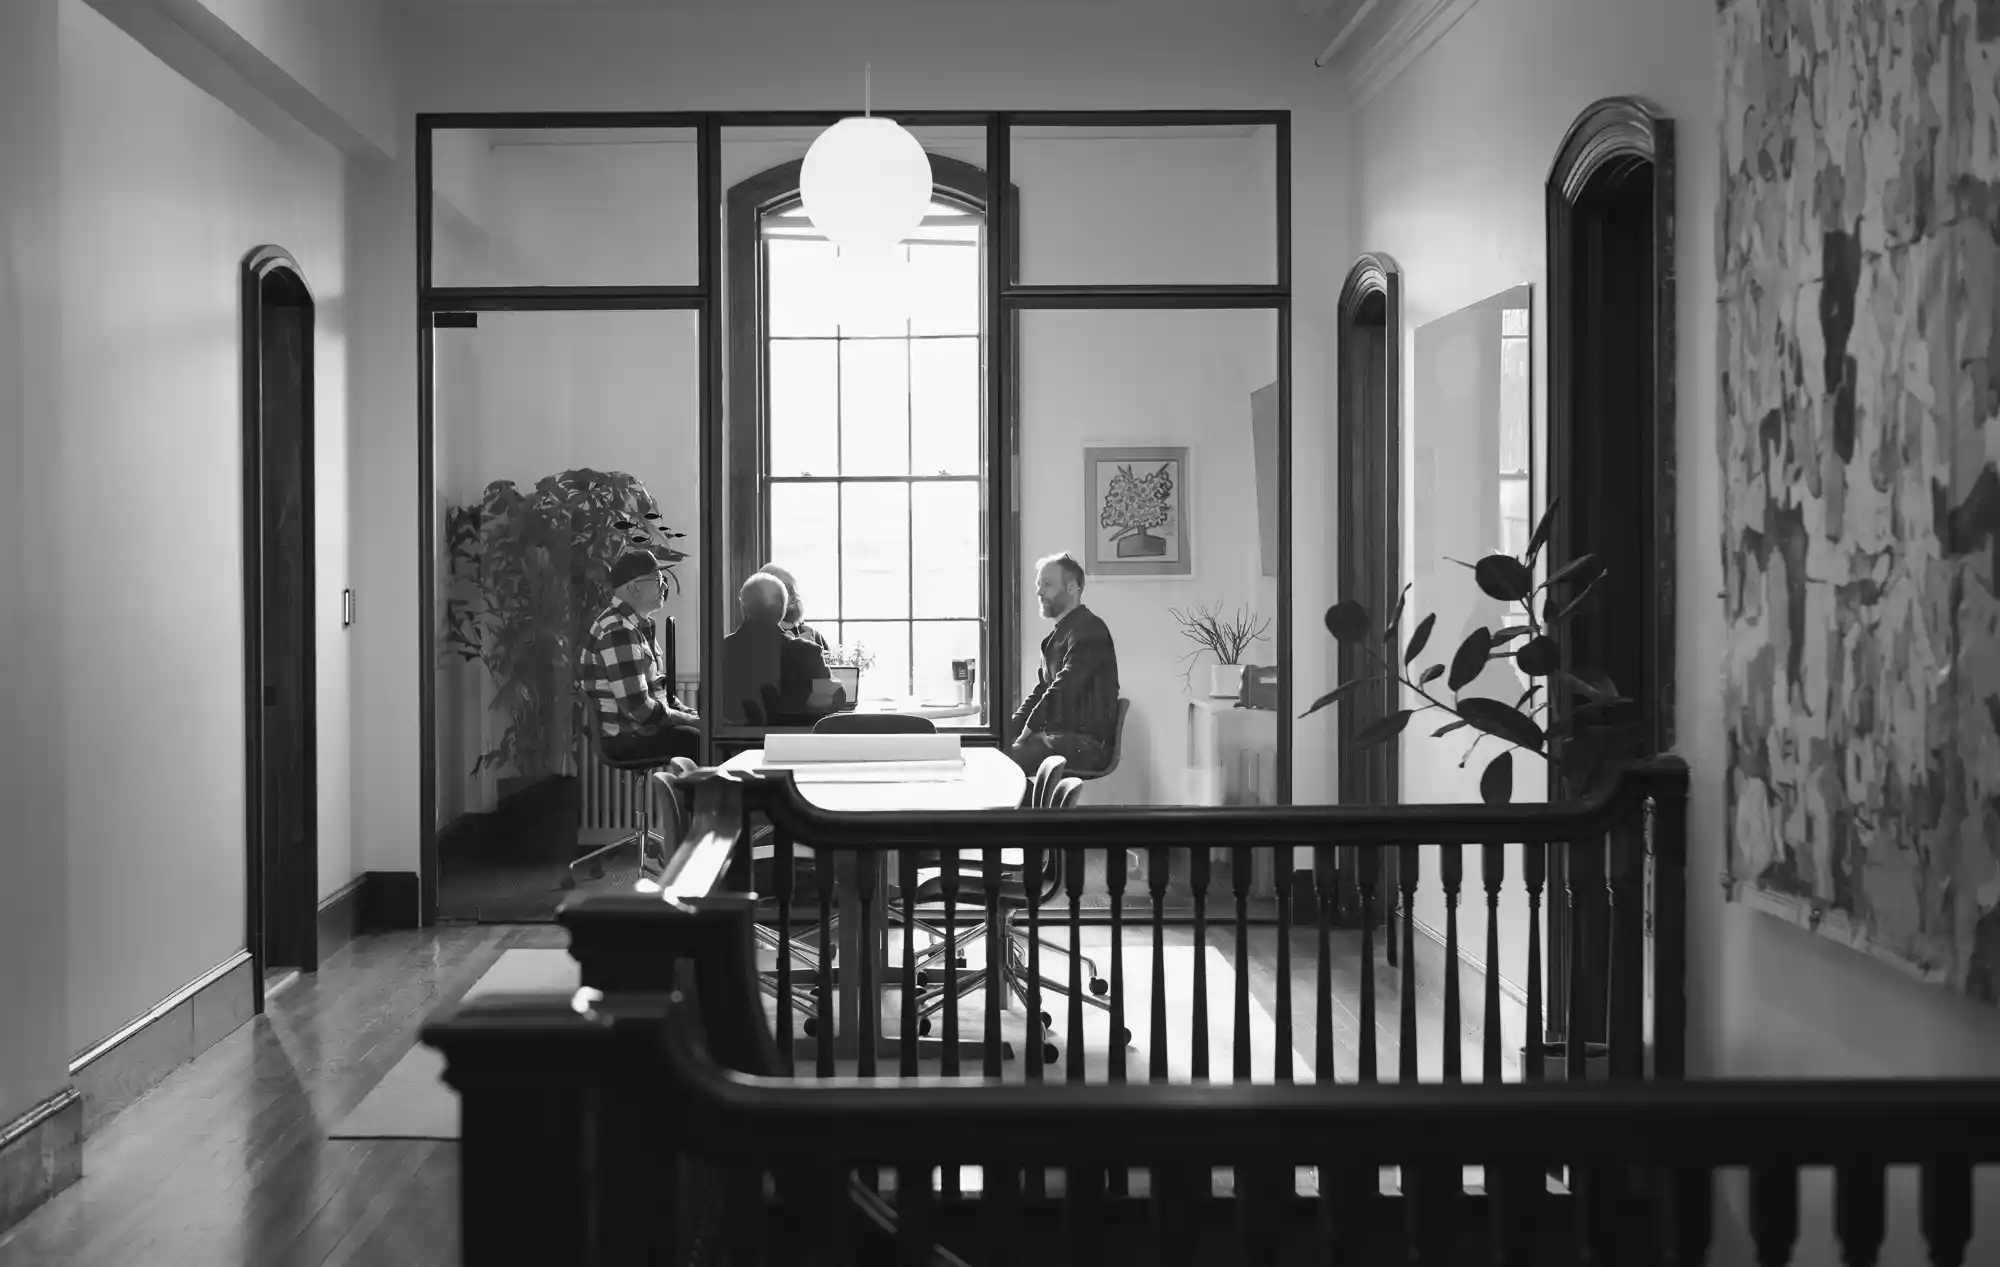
1184, 696, 1280, 897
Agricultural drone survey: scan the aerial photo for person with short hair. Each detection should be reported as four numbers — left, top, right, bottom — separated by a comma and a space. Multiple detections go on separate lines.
720, 571, 838, 725
758, 561, 831, 652
582, 550, 700, 763
1008, 551, 1119, 775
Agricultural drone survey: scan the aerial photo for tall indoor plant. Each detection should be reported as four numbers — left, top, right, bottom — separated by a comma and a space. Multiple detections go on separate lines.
1302, 498, 1627, 803
441, 468, 686, 803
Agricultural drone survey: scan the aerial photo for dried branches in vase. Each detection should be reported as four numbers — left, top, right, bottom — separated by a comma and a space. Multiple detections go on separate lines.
1170, 602, 1272, 696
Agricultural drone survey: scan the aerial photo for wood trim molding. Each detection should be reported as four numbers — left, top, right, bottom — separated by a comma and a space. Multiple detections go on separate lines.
1321, 0, 1487, 107
67, 952, 255, 1137
0, 1087, 81, 1233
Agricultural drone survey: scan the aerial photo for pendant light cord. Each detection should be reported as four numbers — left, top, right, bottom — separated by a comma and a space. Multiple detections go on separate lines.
864, 63, 872, 116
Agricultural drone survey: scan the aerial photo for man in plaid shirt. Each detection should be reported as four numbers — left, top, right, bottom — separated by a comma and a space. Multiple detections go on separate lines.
584, 550, 700, 763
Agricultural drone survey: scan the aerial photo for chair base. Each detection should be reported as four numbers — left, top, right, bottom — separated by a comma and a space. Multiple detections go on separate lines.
563, 826, 669, 889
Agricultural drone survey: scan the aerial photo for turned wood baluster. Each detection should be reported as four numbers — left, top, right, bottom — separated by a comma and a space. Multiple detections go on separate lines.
1067, 1159, 1106, 1266
775, 831, 796, 1054
1152, 1162, 1195, 1267
1566, 838, 1589, 1083
1274, 844, 1295, 1083
981, 1161, 1021, 1267
1108, 846, 1128, 1090
1066, 844, 1087, 1085
815, 849, 837, 1076
941, 850, 961, 1080
1357, 848, 1380, 1083
1654, 1164, 1713, 1267
1026, 838, 1045, 1088
1487, 1154, 1541, 1267
1402, 1157, 1457, 1266
1606, 822, 1645, 1079
984, 840, 1006, 1079
900, 849, 921, 1079
1439, 842, 1463, 1083
1481, 842, 1505, 1083
1232, 844, 1254, 1083
720, 1160, 768, 1262
1107, 847, 1129, 1199
1190, 844, 1213, 1082
1397, 844, 1419, 1083
1317, 1159, 1373, 1267
1314, 843, 1340, 1082
1922, 1160, 1973, 1267
1234, 1160, 1282, 1263
1523, 842, 1547, 1079
1746, 1164, 1798, 1267
1831, 1163, 1884, 1267
897, 1162, 935, 1266
1149, 844, 1171, 1084
857, 853, 877, 1079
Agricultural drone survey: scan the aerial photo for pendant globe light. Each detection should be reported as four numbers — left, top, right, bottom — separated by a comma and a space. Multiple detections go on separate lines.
800, 65, 934, 253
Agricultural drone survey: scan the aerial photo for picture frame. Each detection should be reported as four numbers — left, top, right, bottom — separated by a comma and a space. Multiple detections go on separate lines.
1082, 444, 1191, 578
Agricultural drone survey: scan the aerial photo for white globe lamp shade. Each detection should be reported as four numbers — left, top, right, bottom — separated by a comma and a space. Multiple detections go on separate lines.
800, 116, 933, 253
827, 245, 915, 324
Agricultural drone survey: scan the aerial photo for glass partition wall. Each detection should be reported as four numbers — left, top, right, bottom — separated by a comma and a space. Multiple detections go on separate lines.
418, 112, 1291, 924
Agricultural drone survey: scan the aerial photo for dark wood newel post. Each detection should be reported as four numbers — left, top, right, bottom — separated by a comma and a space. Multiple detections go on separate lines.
1650, 775, 1689, 1080
425, 999, 616, 1267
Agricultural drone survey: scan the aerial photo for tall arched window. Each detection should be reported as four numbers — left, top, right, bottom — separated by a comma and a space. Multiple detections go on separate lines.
727, 156, 999, 711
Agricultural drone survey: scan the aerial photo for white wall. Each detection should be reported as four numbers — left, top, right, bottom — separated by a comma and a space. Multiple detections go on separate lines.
348, 4, 1355, 879
1356, 0, 2000, 1255
57, 0, 358, 1049
0, 0, 72, 1129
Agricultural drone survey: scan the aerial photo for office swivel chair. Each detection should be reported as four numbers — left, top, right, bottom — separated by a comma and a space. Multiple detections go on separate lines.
567, 703, 696, 889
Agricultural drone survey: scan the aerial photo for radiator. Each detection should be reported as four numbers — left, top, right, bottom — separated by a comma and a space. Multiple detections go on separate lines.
576, 677, 700, 844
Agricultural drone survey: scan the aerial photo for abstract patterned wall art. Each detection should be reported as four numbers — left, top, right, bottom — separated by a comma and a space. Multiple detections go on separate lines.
1718, 0, 2000, 1001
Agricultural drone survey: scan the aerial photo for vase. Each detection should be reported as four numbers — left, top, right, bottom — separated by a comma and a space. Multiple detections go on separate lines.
1208, 663, 1244, 699
1116, 529, 1166, 559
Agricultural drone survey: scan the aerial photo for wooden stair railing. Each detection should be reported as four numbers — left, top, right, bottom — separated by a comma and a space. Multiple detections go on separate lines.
427, 893, 1989, 1266
576, 758, 1689, 1087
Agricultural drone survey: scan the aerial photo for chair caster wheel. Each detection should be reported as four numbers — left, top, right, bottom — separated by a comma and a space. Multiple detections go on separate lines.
1042, 1042, 1060, 1064
1089, 977, 1108, 996
1120, 1027, 1132, 1046
559, 874, 576, 890
1039, 1010, 1052, 1029
802, 1016, 818, 1037
915, 970, 931, 988
918, 1017, 933, 1037
587, 865, 605, 881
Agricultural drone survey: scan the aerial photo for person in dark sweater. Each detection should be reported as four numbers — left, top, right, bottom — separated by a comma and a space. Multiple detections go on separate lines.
720, 572, 838, 726
759, 561, 831, 652
1008, 552, 1120, 775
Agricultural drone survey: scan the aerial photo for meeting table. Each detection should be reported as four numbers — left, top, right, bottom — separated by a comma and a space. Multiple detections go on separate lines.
717, 744, 1027, 1068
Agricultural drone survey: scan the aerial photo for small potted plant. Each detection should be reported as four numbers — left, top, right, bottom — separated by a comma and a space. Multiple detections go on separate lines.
1170, 603, 1273, 698
823, 642, 875, 704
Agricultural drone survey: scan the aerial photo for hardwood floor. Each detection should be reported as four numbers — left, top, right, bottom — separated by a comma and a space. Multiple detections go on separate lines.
0, 924, 562, 1267
0, 917, 1494, 1266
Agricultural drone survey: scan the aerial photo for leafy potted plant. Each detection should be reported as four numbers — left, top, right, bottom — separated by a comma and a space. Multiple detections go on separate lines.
1302, 498, 1627, 803
440, 468, 685, 853
1169, 602, 1273, 697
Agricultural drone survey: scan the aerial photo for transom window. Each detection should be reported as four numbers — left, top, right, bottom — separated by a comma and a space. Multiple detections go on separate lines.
760, 200, 987, 706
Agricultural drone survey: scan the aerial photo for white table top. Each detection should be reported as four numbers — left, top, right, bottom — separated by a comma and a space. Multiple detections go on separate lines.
854, 699, 983, 721
719, 744, 1026, 812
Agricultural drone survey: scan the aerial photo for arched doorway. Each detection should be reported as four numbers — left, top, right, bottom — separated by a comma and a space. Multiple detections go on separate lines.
240, 245, 318, 1012
1333, 252, 1402, 928
1543, 97, 1676, 1049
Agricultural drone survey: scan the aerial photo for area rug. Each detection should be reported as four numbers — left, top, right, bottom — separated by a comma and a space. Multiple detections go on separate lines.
328, 947, 580, 1140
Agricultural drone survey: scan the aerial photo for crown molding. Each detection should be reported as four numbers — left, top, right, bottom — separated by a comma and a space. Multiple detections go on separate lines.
1318, 0, 1485, 107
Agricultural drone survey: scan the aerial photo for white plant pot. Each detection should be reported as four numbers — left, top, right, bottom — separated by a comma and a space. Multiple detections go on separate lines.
1208, 663, 1245, 699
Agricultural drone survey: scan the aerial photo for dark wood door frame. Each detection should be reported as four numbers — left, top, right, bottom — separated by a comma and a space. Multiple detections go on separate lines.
1543, 97, 1676, 1043
1333, 253, 1402, 930
241, 245, 319, 1014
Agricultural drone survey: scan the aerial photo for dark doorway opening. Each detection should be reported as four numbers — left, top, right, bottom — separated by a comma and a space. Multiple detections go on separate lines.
1543, 98, 1677, 1046
1332, 253, 1402, 931
242, 246, 319, 1013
